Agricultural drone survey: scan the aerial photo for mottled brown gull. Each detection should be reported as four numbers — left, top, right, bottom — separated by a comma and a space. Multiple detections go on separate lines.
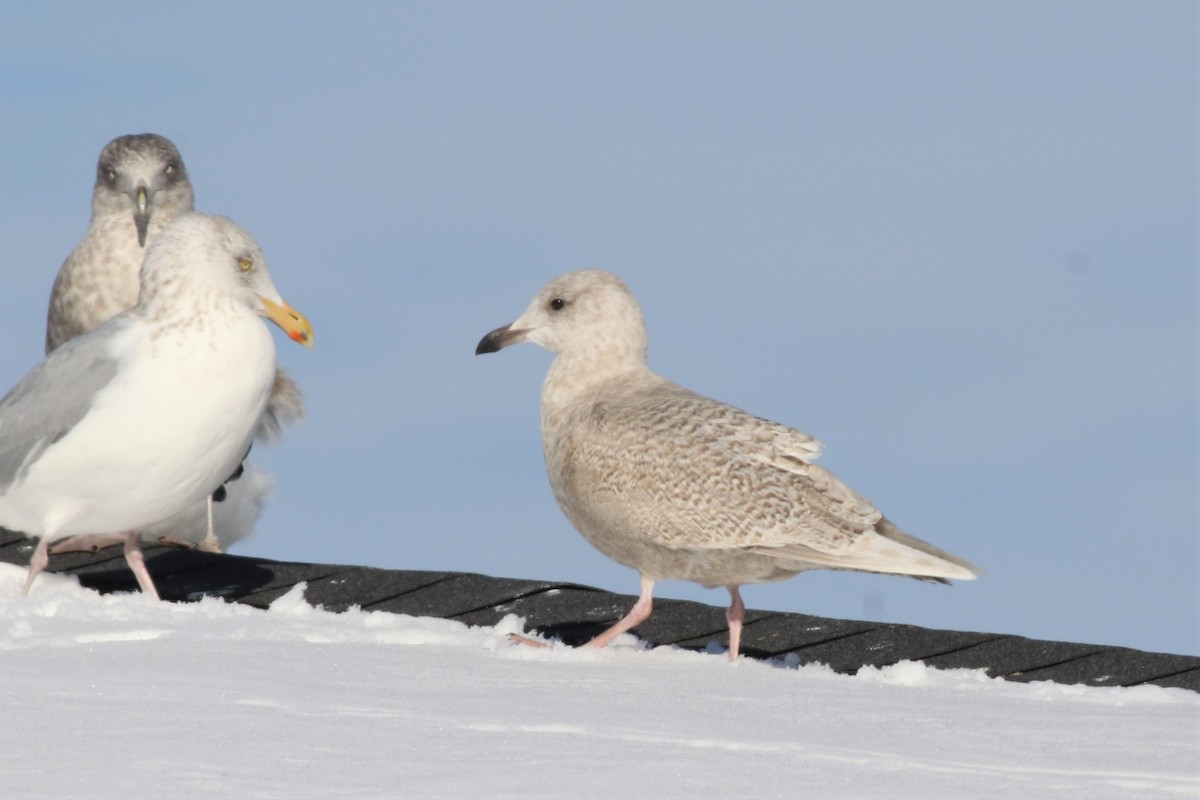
47, 134, 196, 350
476, 269, 978, 661
3, 213, 314, 598
45, 134, 302, 551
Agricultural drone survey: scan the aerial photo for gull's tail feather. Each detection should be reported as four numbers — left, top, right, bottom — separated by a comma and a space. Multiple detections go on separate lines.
754, 517, 979, 583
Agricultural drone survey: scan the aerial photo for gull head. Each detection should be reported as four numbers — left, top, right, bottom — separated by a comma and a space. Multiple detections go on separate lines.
93, 133, 195, 246
139, 213, 315, 349
476, 269, 647, 368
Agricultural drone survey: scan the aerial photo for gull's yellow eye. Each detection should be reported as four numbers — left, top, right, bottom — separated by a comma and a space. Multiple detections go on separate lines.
238, 257, 254, 272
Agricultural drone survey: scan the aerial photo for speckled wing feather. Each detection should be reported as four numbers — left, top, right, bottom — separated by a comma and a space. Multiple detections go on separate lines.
549, 371, 977, 581
547, 372, 876, 552
46, 217, 146, 351
256, 368, 305, 441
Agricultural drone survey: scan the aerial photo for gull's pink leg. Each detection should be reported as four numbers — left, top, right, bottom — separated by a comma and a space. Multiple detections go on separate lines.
725, 585, 745, 662
21, 537, 51, 596
197, 494, 222, 553
123, 532, 161, 600
585, 574, 655, 650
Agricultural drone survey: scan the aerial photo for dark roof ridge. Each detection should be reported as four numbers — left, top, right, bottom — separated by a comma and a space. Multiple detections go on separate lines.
2, 530, 1195, 692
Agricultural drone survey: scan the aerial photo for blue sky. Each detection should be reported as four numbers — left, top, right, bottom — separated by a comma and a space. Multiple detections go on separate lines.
1, 2, 1195, 656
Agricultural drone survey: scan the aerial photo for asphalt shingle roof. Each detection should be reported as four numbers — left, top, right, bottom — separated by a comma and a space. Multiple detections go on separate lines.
3, 528, 1196, 691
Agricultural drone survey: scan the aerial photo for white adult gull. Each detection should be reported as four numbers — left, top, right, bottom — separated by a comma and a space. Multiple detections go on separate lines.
44, 133, 303, 552
2, 212, 314, 597
476, 269, 978, 661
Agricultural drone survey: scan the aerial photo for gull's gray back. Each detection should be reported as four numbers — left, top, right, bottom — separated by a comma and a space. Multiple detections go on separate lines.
0, 332, 120, 494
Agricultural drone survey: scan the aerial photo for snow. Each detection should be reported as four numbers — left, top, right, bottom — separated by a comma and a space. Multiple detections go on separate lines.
1, 564, 1196, 800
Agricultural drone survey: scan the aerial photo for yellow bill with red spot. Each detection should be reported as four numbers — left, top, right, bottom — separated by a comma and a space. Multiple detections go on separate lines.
259, 295, 315, 349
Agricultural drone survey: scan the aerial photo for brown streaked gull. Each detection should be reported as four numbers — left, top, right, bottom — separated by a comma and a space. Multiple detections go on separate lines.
476, 269, 978, 661
44, 133, 303, 552
3, 213, 314, 598
47, 134, 196, 350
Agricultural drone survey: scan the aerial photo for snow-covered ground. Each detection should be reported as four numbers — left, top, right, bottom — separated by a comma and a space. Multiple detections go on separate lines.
1, 564, 1196, 800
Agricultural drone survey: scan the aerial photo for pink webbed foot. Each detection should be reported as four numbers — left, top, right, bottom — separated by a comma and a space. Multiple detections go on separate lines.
507, 633, 551, 648
583, 574, 655, 651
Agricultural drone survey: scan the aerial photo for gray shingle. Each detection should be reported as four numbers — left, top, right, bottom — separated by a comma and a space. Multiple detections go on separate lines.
2, 530, 1195, 692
